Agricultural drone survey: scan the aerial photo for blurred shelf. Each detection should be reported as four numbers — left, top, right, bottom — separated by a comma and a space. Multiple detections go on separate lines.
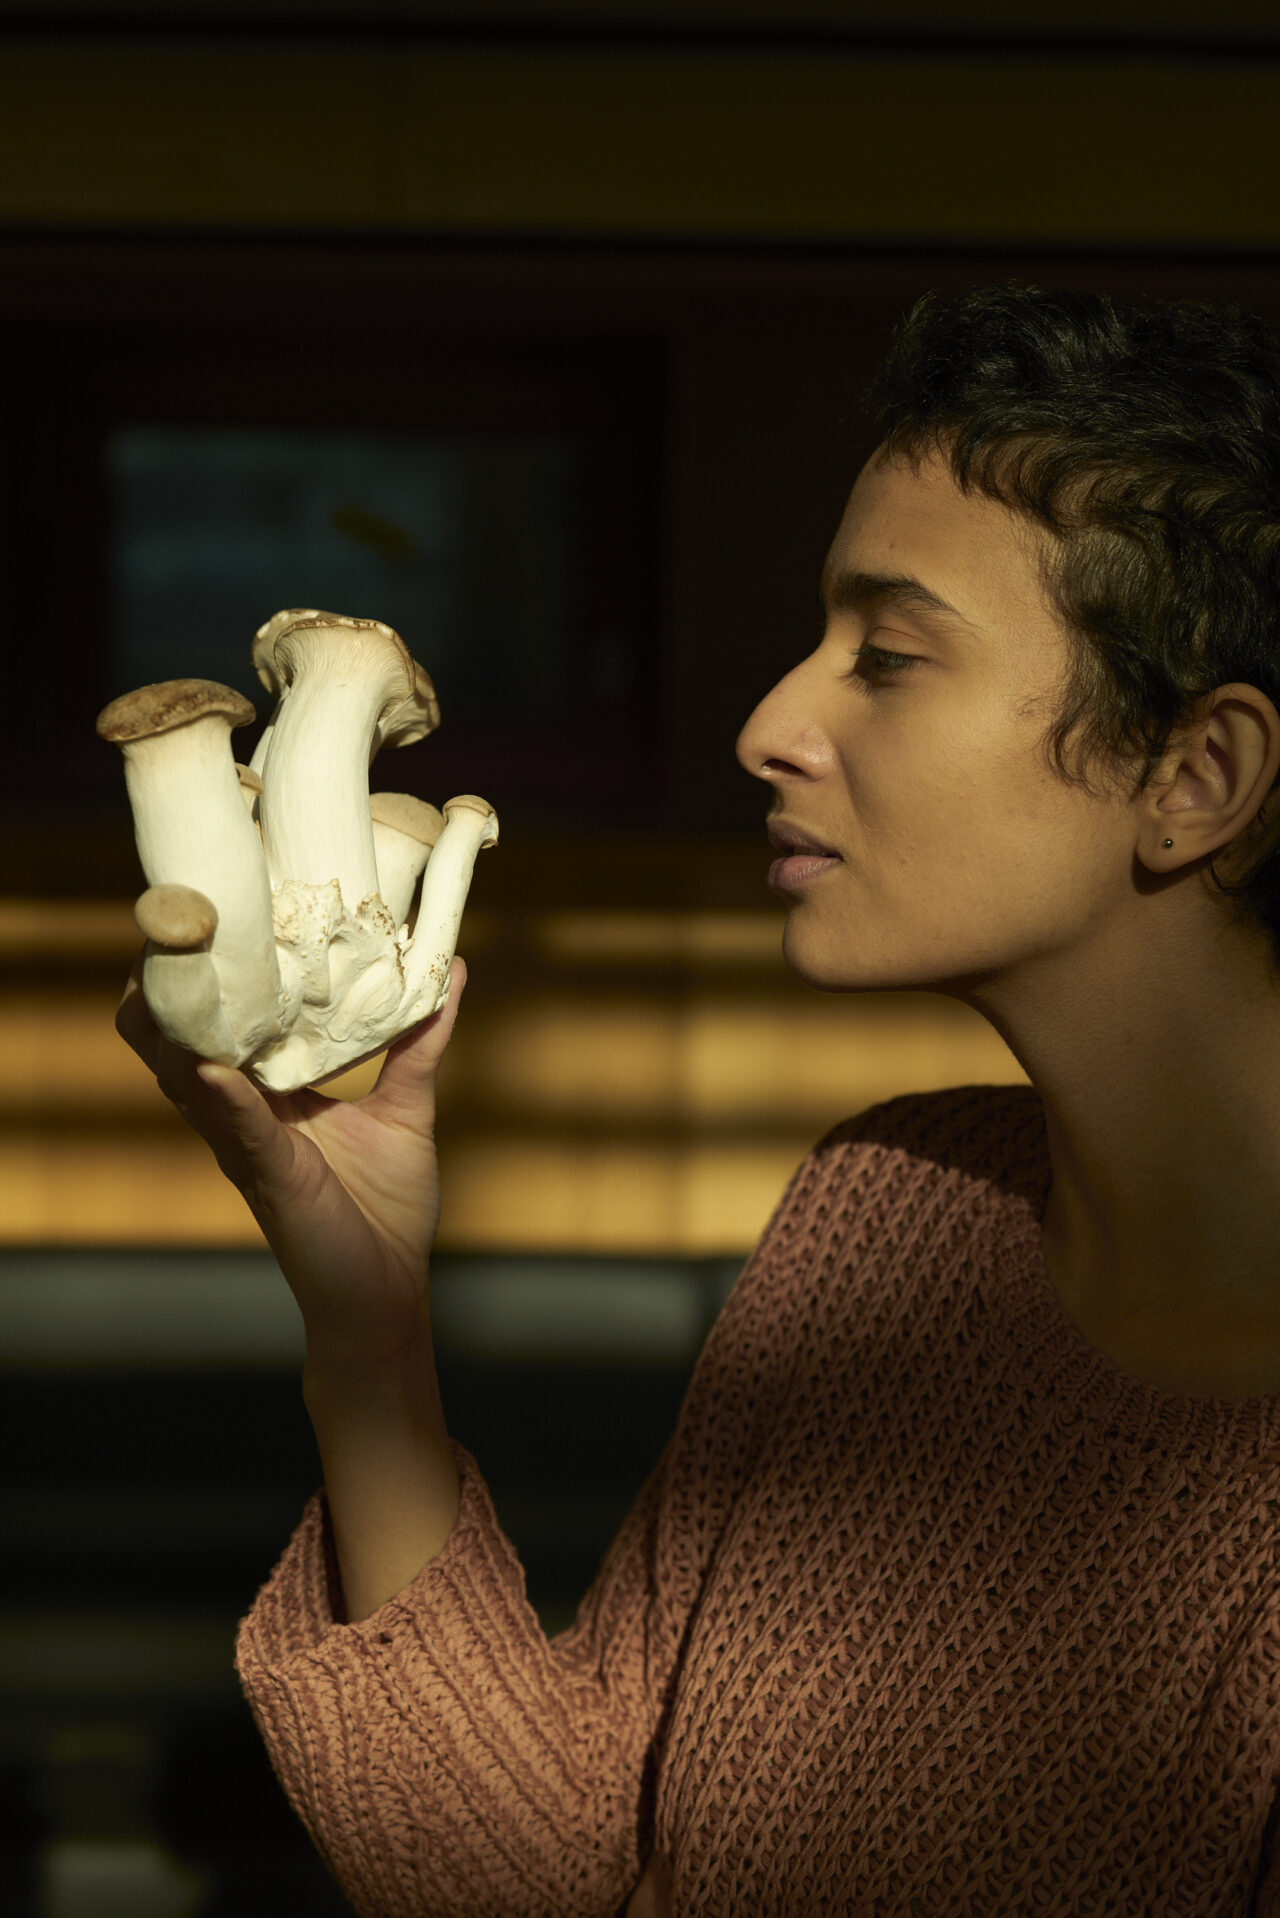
0, 1250, 739, 1367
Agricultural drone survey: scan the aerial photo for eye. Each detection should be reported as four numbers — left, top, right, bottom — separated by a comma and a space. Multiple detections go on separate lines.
843, 643, 920, 688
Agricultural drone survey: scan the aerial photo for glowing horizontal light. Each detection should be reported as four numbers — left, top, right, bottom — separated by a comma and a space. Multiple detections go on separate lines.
0, 898, 140, 957
443, 993, 1024, 1125
529, 910, 788, 966
0, 899, 790, 969
0, 898, 1028, 1252
0, 1128, 829, 1253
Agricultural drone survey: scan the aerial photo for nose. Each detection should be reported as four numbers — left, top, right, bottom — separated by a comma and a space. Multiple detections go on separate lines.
735, 655, 832, 788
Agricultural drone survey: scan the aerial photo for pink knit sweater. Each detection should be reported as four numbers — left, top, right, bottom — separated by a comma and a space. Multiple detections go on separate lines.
235, 1085, 1280, 1916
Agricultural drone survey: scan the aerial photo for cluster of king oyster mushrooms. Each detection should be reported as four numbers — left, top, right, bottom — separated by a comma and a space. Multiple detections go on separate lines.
97, 608, 498, 1094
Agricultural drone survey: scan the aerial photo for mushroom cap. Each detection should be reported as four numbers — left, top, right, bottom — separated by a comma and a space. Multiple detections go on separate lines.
442, 793, 499, 844
235, 763, 265, 797
382, 658, 441, 747
97, 679, 257, 744
369, 792, 445, 846
270, 612, 411, 698
261, 610, 441, 748
135, 882, 219, 949
251, 608, 331, 696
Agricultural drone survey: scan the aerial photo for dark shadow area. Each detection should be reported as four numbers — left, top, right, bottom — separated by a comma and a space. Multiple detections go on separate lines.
151, 1704, 358, 1917
0, 1253, 722, 1910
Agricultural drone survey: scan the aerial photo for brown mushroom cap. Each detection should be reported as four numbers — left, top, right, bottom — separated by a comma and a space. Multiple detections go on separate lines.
96, 679, 257, 744
369, 792, 445, 846
442, 794, 498, 842
134, 882, 219, 949
234, 763, 265, 798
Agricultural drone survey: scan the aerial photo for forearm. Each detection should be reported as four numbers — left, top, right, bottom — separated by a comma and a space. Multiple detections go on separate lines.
302, 1321, 460, 1624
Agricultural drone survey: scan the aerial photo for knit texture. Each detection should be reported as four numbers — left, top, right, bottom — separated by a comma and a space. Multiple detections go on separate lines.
235, 1084, 1280, 1916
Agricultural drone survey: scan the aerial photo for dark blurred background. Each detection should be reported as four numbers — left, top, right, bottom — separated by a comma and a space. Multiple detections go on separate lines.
1, 0, 1279, 1911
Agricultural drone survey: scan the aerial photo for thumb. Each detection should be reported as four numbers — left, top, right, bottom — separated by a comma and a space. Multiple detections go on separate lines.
369, 956, 468, 1119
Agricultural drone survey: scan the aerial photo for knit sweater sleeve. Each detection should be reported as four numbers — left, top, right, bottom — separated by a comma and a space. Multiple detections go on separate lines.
1254, 1810, 1280, 1918
234, 1127, 841, 1918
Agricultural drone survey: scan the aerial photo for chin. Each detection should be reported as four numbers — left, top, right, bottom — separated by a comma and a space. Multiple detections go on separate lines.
779, 915, 868, 993
779, 912, 949, 996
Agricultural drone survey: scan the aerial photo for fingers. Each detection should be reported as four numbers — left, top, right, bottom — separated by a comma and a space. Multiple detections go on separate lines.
114, 953, 162, 1074
117, 944, 465, 1148
194, 1061, 305, 1200
371, 956, 468, 1119
116, 950, 292, 1194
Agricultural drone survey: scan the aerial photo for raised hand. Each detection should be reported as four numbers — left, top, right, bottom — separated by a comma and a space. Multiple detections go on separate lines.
116, 951, 468, 1373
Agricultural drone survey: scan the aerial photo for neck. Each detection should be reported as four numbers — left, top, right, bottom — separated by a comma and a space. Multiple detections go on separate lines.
952, 890, 1280, 1329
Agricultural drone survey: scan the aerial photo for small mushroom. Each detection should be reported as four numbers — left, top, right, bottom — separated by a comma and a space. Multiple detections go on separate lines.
96, 678, 285, 1059
256, 614, 421, 911
369, 792, 445, 928
135, 882, 217, 948
133, 882, 239, 1059
402, 794, 498, 1011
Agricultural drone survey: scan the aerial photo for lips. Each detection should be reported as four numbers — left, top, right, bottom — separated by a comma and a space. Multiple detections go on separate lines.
766, 822, 844, 896
766, 823, 842, 859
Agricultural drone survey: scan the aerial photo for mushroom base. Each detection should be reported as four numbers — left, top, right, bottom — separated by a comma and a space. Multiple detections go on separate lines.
240, 880, 453, 1093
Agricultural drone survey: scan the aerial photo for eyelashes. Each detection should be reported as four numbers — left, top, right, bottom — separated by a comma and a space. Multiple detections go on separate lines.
842, 643, 920, 688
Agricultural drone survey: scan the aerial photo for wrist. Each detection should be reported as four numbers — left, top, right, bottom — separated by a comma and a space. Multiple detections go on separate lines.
301, 1303, 435, 1392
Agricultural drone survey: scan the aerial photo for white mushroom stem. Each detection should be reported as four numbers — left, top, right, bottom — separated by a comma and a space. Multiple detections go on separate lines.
257, 619, 415, 910
247, 607, 323, 781
101, 687, 284, 1058
370, 793, 444, 927
246, 705, 280, 779
402, 795, 498, 1008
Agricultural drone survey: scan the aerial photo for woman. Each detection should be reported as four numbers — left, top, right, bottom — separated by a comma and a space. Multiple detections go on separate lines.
120, 285, 1280, 1914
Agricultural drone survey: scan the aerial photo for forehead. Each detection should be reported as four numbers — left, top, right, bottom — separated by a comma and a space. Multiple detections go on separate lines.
826, 447, 1062, 645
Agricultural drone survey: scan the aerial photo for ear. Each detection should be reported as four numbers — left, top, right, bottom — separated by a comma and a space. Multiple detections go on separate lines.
1143, 682, 1280, 875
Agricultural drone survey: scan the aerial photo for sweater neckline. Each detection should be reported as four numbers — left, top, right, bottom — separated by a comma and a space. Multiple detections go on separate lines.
997, 1089, 1280, 1459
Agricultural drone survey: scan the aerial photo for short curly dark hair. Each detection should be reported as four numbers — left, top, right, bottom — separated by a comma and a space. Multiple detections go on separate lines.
868, 282, 1280, 962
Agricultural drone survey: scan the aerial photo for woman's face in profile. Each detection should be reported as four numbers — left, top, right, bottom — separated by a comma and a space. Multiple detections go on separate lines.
735, 445, 1139, 998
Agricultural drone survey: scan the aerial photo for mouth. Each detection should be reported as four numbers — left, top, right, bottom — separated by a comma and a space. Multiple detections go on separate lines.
766, 821, 843, 894
767, 823, 842, 858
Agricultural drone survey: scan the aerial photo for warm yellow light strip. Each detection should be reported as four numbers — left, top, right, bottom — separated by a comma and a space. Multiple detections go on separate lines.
0, 899, 781, 965
443, 991, 1025, 1126
529, 910, 789, 966
437, 1134, 827, 1256
0, 898, 140, 958
0, 1134, 264, 1249
0, 900, 1029, 1252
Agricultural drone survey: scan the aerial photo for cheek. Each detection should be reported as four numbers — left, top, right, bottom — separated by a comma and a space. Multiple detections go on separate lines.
844, 708, 1082, 903
834, 713, 981, 851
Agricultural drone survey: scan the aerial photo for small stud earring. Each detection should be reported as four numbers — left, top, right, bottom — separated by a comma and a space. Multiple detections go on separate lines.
1163, 838, 1173, 848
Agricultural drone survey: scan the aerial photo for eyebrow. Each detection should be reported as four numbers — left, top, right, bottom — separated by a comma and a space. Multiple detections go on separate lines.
820, 566, 975, 633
